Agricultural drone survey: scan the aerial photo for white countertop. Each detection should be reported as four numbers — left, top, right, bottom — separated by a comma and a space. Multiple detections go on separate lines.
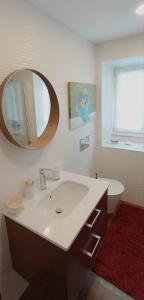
5, 171, 109, 251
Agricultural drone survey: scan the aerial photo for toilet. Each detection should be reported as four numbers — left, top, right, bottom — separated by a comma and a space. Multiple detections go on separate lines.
100, 178, 125, 214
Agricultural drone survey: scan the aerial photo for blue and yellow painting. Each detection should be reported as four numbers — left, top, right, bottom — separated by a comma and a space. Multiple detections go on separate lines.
68, 82, 96, 129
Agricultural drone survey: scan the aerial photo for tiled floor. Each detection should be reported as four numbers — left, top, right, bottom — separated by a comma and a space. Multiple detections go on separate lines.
2, 270, 28, 300
85, 276, 134, 300
3, 270, 135, 300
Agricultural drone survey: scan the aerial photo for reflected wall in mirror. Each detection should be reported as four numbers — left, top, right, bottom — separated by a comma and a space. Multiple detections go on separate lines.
0, 69, 59, 149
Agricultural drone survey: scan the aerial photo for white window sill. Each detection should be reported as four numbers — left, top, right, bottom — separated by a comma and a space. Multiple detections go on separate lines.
102, 142, 144, 153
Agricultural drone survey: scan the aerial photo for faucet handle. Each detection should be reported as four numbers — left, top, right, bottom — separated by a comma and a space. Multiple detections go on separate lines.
39, 168, 45, 174
39, 167, 51, 173
39, 168, 53, 180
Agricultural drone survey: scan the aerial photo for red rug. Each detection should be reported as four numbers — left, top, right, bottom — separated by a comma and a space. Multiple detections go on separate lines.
92, 203, 144, 300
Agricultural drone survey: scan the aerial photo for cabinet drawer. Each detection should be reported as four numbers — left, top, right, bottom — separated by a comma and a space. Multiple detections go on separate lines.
69, 229, 101, 268
93, 212, 107, 238
83, 233, 101, 258
86, 192, 107, 227
69, 225, 92, 267
69, 226, 90, 255
96, 192, 107, 212
69, 191, 107, 268
86, 208, 101, 229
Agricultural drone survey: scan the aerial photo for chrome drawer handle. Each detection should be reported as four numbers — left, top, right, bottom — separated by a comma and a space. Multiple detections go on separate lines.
86, 209, 101, 228
83, 234, 101, 258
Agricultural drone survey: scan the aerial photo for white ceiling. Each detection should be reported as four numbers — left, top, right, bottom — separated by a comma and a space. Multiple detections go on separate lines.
27, 0, 144, 43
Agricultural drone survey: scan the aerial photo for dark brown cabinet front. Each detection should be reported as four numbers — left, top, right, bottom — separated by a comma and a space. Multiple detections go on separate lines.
5, 191, 107, 300
69, 191, 107, 269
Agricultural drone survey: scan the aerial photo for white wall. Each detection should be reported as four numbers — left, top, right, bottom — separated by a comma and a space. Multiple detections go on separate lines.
95, 34, 144, 206
101, 62, 115, 144
0, 0, 96, 298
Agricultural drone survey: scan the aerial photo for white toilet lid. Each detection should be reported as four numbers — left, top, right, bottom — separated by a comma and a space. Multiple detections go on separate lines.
100, 178, 125, 196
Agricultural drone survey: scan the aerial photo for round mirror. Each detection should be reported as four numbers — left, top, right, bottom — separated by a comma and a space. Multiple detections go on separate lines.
0, 69, 59, 149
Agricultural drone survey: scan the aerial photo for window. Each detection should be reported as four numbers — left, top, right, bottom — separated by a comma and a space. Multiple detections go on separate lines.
113, 67, 144, 137
102, 57, 144, 152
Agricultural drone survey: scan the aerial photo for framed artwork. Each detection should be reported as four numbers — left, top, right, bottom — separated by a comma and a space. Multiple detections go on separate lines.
68, 82, 96, 129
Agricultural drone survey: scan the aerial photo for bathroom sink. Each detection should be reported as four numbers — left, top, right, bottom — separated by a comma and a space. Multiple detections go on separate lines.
5, 171, 109, 251
38, 181, 89, 217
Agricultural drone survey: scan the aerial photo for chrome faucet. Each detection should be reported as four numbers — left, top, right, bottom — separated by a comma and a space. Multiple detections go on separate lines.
39, 168, 52, 190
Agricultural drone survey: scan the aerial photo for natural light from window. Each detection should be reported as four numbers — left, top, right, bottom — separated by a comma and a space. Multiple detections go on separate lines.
114, 68, 144, 135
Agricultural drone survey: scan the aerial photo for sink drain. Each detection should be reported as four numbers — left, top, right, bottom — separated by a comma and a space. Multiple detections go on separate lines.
55, 208, 63, 214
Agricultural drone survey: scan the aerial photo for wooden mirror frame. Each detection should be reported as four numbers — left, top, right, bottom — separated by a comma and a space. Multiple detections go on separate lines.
0, 69, 59, 149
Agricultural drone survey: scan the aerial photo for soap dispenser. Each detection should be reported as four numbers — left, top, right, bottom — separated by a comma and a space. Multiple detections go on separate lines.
23, 176, 34, 199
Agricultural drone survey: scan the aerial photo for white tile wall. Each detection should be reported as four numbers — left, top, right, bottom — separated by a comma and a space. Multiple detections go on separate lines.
0, 1, 96, 298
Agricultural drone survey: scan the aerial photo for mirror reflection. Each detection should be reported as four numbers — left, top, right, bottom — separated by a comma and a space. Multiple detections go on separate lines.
2, 70, 51, 145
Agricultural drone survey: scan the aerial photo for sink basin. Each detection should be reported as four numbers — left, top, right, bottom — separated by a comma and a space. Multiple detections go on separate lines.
38, 181, 89, 217
5, 170, 109, 251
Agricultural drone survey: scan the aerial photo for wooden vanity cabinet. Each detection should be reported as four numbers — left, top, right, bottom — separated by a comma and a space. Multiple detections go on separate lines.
5, 191, 107, 300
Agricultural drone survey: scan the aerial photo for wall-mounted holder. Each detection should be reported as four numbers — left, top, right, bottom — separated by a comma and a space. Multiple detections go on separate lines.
80, 135, 90, 152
